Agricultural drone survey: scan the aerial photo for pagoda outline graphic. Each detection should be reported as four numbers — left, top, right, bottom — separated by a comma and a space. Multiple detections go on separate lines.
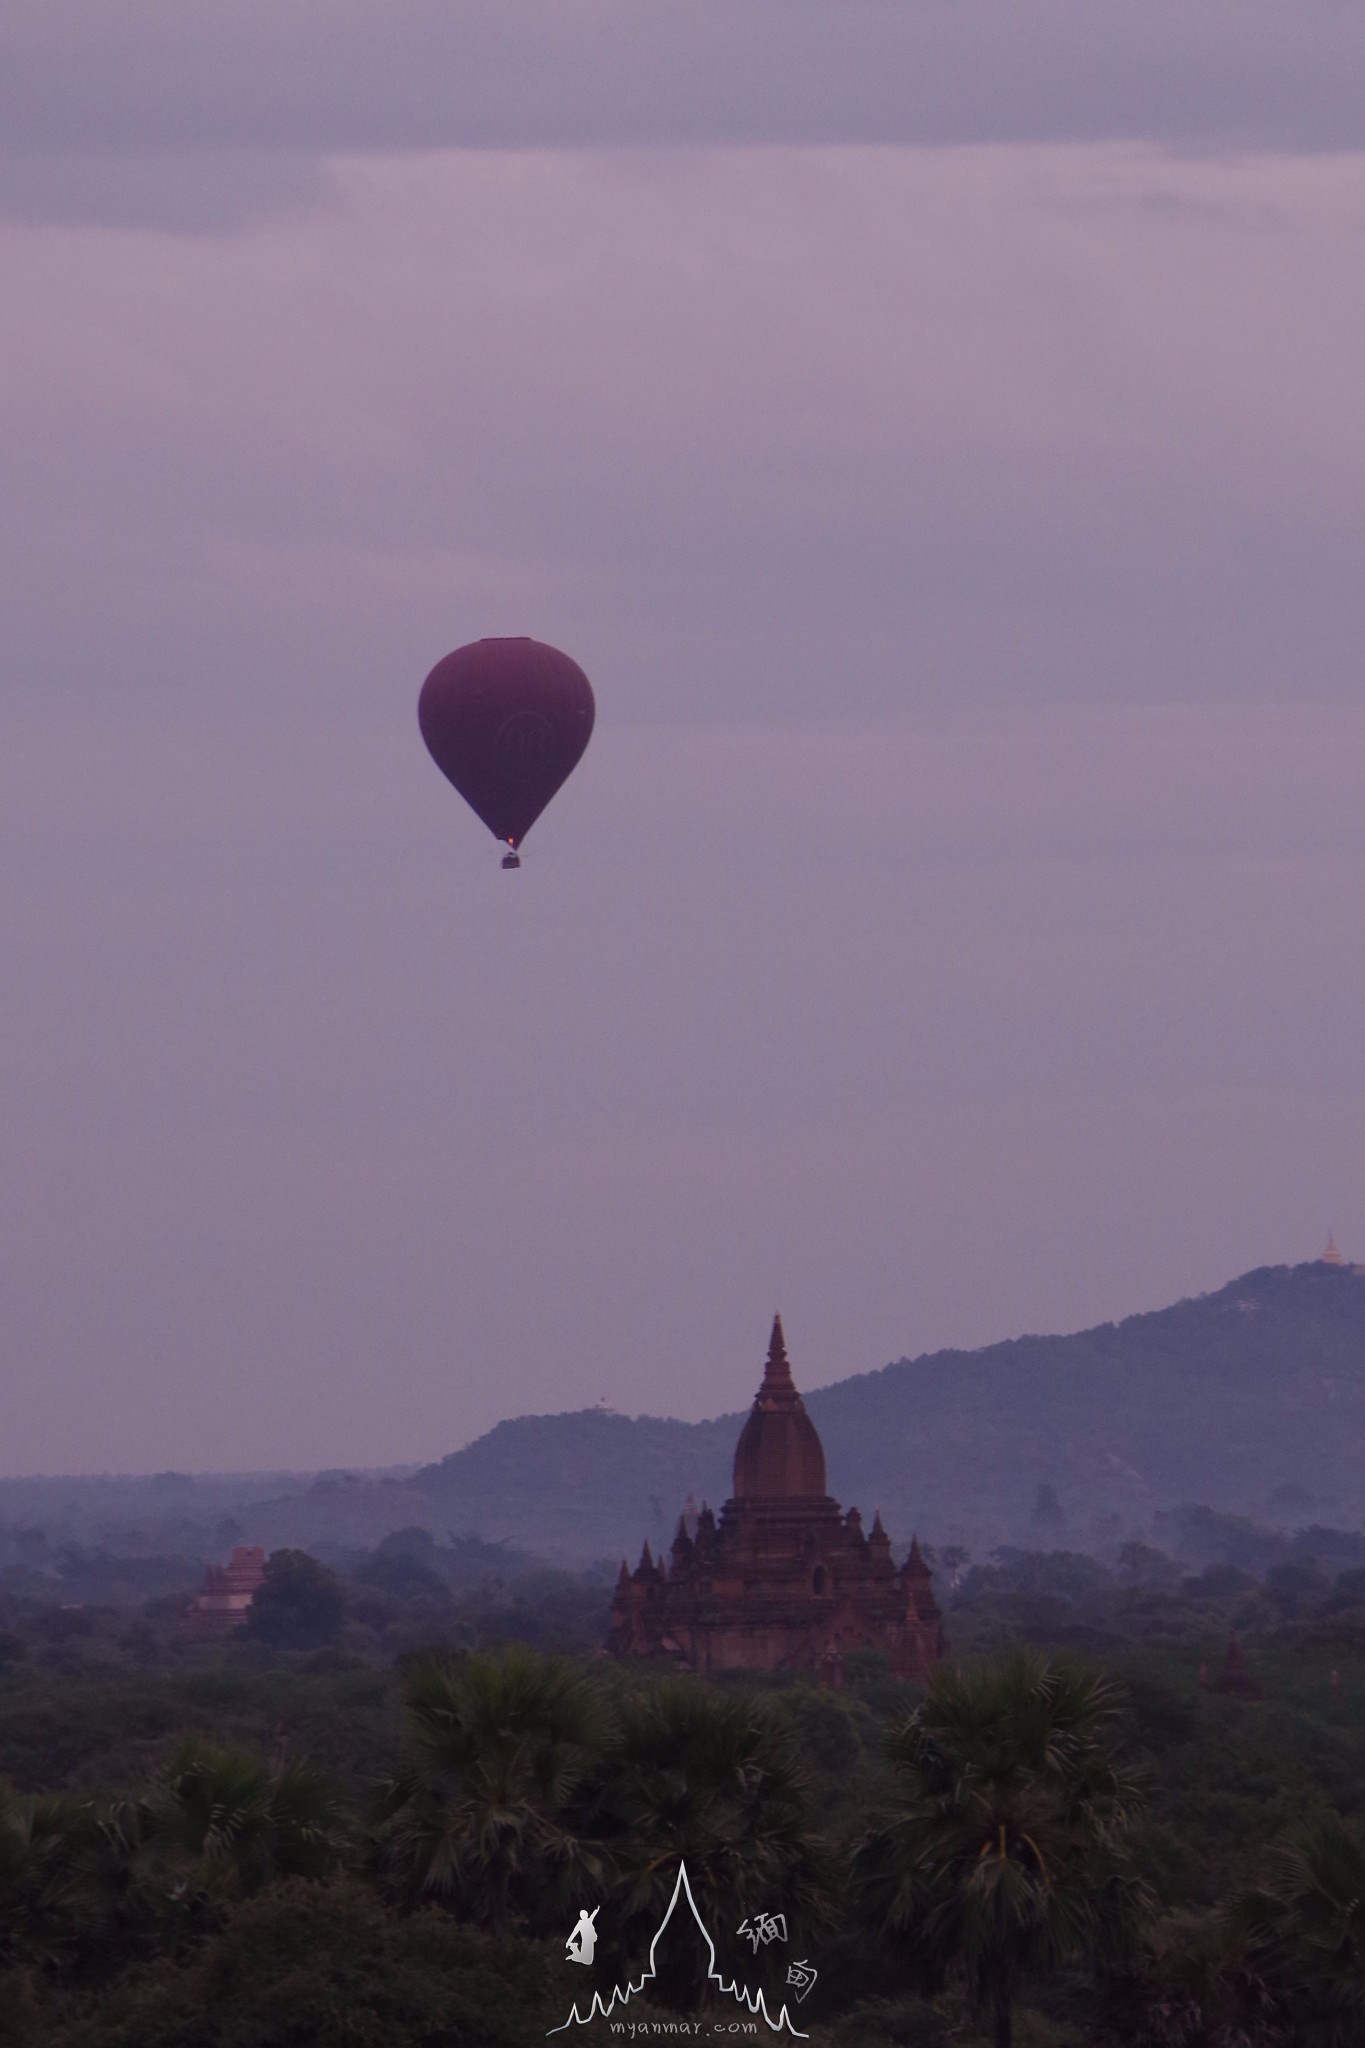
546, 1859, 808, 2036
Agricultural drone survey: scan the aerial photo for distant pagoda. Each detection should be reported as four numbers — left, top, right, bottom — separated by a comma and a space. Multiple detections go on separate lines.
1203, 1631, 1262, 1700
183, 1545, 267, 1636
1321, 1232, 1346, 1267
607, 1316, 943, 1686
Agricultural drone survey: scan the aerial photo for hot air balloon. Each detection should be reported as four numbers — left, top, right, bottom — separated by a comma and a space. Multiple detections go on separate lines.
418, 637, 595, 869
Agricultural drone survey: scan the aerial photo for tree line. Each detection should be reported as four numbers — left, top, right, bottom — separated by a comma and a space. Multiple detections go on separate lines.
4, 1635, 1365, 2047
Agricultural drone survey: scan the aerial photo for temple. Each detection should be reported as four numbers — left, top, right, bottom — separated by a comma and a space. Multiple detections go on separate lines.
607, 1316, 943, 1686
182, 1545, 267, 1636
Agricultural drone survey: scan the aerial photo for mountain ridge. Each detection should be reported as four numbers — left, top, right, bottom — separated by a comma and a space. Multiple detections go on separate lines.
410, 1262, 1365, 1562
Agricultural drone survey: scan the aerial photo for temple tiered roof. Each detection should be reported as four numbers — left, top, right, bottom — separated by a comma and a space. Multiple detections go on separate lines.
608, 1319, 942, 1686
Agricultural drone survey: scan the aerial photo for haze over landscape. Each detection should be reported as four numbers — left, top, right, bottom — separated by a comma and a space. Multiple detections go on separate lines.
3, 2, 1364, 1483
10, 16, 1365, 2048
3, 1257, 1362, 1583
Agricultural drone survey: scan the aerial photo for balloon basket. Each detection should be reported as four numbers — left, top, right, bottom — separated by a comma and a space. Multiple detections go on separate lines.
500, 850, 522, 871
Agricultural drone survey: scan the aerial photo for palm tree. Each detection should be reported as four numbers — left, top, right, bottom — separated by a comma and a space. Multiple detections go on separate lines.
601, 1681, 829, 2012
377, 1645, 611, 1936
1131, 1904, 1283, 2047
69, 1795, 184, 1968
851, 1648, 1149, 2048
156, 1737, 347, 1899
0, 1779, 90, 1969
1233, 1812, 1365, 2046
0, 1746, 345, 1983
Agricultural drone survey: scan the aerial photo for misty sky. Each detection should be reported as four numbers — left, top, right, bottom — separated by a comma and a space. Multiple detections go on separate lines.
3, 3, 1365, 1474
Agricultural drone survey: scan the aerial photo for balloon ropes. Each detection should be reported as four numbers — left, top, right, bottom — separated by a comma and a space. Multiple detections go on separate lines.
418, 637, 596, 869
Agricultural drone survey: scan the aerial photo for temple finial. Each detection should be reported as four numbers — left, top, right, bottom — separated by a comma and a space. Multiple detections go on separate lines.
763, 1314, 794, 1385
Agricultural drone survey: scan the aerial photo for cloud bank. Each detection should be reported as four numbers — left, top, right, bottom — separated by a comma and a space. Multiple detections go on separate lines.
3, 16, 1364, 1471
4, 2, 1365, 228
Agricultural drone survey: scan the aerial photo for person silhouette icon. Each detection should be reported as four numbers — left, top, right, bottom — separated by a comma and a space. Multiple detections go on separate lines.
566, 1906, 599, 1966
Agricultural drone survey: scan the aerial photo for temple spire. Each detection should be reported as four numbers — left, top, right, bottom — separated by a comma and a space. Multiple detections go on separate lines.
760, 1313, 796, 1397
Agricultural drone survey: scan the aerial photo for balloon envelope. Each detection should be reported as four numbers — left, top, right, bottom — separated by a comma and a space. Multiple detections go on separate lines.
418, 638, 595, 850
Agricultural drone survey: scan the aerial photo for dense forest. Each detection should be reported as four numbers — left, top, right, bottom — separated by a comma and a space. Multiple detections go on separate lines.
6, 1522, 1365, 2045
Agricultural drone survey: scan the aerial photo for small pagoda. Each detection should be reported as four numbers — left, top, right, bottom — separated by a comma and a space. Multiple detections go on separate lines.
183, 1545, 267, 1636
1203, 1632, 1263, 1700
607, 1317, 943, 1686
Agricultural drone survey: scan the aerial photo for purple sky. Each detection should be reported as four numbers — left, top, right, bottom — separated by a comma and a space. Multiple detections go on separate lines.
3, 4, 1364, 1473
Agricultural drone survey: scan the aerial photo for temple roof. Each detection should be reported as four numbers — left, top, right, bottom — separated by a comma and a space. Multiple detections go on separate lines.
731, 1315, 829, 1501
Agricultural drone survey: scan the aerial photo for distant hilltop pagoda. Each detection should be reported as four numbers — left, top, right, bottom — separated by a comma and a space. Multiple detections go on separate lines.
607, 1316, 943, 1686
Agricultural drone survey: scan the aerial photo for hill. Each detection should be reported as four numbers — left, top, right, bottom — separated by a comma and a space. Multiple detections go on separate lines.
409, 1262, 1365, 1562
